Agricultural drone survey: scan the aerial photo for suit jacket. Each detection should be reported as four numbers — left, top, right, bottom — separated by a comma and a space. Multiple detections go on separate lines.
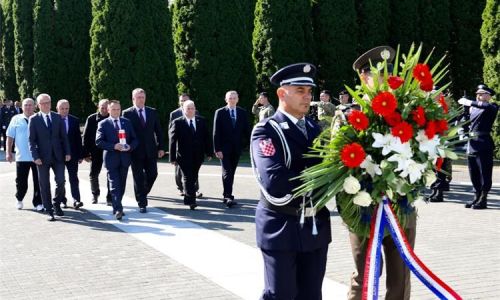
168, 107, 199, 127
213, 106, 250, 154
29, 111, 71, 163
96, 117, 139, 169
122, 106, 164, 159
1, 106, 17, 128
82, 112, 109, 157
468, 100, 499, 154
62, 114, 83, 159
251, 110, 330, 251
169, 116, 212, 166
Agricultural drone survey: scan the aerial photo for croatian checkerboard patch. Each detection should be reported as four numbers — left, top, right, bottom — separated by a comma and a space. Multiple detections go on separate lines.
259, 138, 276, 156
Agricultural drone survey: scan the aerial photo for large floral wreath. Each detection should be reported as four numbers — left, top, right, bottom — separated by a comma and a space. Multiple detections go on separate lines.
295, 45, 464, 237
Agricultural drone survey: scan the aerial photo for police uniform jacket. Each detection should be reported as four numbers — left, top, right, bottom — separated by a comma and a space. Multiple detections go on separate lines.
467, 100, 498, 154
251, 110, 332, 252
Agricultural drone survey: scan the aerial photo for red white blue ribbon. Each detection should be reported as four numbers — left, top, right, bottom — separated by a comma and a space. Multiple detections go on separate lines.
362, 197, 462, 300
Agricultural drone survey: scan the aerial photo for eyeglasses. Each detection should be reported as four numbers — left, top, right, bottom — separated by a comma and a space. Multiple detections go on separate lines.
39, 102, 51, 105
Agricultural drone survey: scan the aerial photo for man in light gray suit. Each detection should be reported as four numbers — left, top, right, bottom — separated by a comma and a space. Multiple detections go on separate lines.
29, 94, 71, 221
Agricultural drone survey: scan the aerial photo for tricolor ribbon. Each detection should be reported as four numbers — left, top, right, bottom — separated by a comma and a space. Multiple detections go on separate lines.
362, 197, 462, 300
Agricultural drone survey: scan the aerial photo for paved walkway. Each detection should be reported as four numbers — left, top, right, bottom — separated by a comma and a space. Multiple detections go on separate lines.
0, 154, 499, 299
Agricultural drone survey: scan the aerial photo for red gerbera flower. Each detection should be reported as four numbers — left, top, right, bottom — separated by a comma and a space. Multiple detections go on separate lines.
384, 111, 402, 126
420, 79, 434, 92
413, 63, 432, 82
425, 121, 437, 139
438, 95, 449, 114
388, 76, 405, 89
340, 143, 366, 168
371, 92, 398, 116
391, 121, 414, 143
436, 157, 444, 171
348, 110, 369, 131
435, 119, 448, 134
411, 106, 427, 127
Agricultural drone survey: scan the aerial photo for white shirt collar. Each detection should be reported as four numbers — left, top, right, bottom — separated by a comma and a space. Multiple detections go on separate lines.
278, 108, 304, 125
40, 111, 51, 118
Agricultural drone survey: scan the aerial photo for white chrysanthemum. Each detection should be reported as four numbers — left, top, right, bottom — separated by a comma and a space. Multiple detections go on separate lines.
360, 155, 382, 178
352, 191, 373, 207
343, 175, 361, 194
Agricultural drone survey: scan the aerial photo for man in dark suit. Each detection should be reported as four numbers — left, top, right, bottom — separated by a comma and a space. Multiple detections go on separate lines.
29, 94, 71, 221
1, 99, 17, 151
122, 88, 164, 213
96, 100, 138, 220
213, 90, 251, 207
56, 99, 84, 209
169, 100, 212, 210
251, 63, 331, 299
14, 101, 23, 114
458, 84, 499, 209
82, 99, 112, 205
168, 93, 202, 197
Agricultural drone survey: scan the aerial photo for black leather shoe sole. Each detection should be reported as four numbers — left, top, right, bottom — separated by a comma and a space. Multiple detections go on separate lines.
74, 201, 84, 209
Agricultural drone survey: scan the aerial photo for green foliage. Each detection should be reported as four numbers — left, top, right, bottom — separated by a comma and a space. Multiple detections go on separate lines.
419, 0, 452, 64
356, 0, 390, 52
89, 0, 177, 123
1, 0, 19, 100
480, 0, 500, 159
173, 0, 255, 119
12, 0, 34, 98
389, 0, 419, 53
53, 0, 93, 118
312, 0, 358, 93
33, 0, 55, 96
449, 0, 485, 98
252, 0, 314, 98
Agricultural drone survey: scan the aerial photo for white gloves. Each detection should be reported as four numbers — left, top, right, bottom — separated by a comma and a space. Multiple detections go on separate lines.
458, 98, 472, 106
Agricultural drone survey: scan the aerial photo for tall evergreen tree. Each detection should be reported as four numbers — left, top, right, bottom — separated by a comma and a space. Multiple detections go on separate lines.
252, 0, 314, 96
419, 0, 452, 64
12, 0, 34, 98
480, 0, 499, 158
53, 0, 92, 118
32, 0, 55, 96
356, 0, 390, 52
389, 0, 419, 52
312, 0, 358, 93
449, 0, 485, 97
173, 0, 255, 116
1, 0, 19, 100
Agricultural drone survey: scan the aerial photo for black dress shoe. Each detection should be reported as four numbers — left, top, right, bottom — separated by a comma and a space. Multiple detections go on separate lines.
61, 201, 68, 209
226, 199, 237, 208
47, 212, 56, 222
91, 198, 98, 204
196, 192, 203, 198
54, 205, 64, 216
139, 207, 147, 213
74, 201, 84, 209
115, 211, 123, 220
189, 204, 198, 210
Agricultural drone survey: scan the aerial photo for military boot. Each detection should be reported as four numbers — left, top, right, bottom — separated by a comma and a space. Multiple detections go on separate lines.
472, 191, 488, 209
429, 189, 444, 202
465, 192, 480, 208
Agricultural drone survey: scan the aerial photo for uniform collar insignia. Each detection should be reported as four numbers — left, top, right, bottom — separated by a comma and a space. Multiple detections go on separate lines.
279, 122, 289, 129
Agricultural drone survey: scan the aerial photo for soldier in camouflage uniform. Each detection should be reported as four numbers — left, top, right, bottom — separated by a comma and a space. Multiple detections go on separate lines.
252, 92, 276, 121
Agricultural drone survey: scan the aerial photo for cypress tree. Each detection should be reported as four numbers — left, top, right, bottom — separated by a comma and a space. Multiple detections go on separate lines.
252, 0, 314, 96
32, 0, 55, 96
480, 0, 500, 158
312, 0, 358, 93
356, 0, 390, 52
1, 0, 19, 100
89, 0, 137, 104
12, 0, 34, 98
53, 0, 92, 118
419, 0, 452, 63
173, 0, 255, 116
449, 0, 485, 97
389, 0, 419, 52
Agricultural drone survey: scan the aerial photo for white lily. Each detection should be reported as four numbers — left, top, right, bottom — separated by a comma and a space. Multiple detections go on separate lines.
360, 155, 382, 178
372, 132, 396, 155
416, 130, 440, 160
387, 150, 413, 172
399, 159, 426, 183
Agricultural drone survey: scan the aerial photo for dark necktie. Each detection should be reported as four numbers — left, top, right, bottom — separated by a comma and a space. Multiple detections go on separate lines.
62, 117, 68, 133
139, 108, 146, 127
296, 119, 308, 138
114, 119, 120, 131
46, 115, 52, 129
189, 119, 195, 134
230, 109, 236, 127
